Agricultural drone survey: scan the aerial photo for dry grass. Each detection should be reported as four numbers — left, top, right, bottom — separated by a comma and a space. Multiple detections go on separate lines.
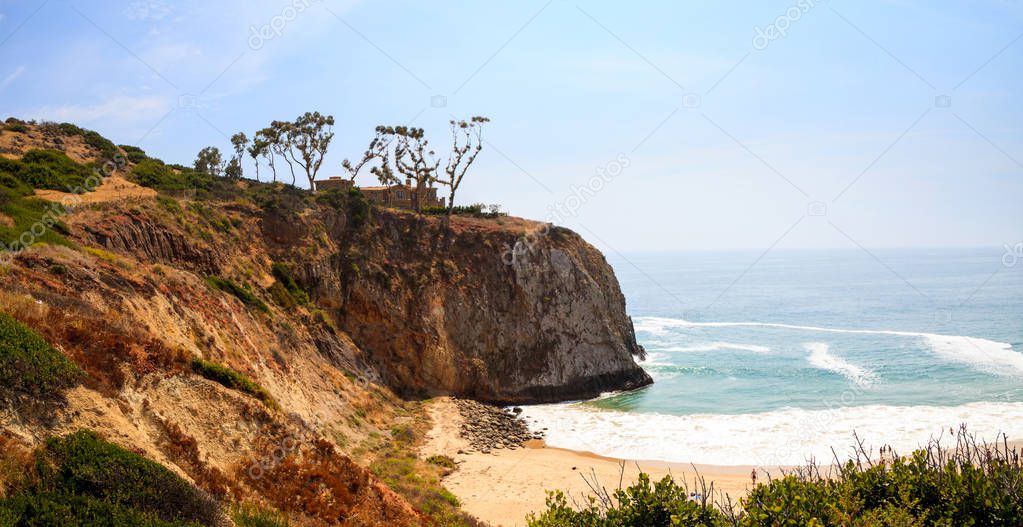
0, 434, 34, 498
0, 290, 190, 395
155, 418, 237, 500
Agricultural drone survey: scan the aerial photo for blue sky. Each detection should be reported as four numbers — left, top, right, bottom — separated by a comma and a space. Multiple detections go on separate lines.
0, 0, 1020, 251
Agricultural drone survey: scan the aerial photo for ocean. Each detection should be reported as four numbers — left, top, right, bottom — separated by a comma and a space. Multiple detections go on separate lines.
520, 247, 1023, 466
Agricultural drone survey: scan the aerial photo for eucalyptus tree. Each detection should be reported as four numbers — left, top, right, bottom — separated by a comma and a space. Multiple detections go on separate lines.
374, 125, 439, 211
342, 128, 390, 182
194, 146, 224, 177
226, 132, 248, 180
439, 116, 489, 214
267, 120, 297, 186
284, 112, 334, 190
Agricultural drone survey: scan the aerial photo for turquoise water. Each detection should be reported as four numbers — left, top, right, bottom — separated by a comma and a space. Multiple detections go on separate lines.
521, 247, 1023, 465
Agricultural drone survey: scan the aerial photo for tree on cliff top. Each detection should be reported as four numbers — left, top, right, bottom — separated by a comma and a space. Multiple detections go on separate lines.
341, 129, 390, 183
283, 112, 334, 190
226, 132, 248, 180
193, 146, 224, 177
439, 116, 489, 215
373, 125, 440, 212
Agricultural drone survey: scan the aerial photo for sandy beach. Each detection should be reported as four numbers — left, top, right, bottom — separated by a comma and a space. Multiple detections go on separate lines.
421, 398, 762, 527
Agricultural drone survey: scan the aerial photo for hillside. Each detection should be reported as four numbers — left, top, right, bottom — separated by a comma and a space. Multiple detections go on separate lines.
0, 119, 650, 526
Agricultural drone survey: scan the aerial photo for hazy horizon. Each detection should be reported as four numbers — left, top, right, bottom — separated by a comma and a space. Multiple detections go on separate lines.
1, 0, 1020, 252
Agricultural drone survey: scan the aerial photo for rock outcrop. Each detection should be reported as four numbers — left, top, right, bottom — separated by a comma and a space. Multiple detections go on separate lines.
314, 210, 653, 403
75, 199, 653, 404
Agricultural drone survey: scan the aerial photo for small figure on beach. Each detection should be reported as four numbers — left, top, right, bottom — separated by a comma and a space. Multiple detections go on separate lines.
751, 469, 757, 484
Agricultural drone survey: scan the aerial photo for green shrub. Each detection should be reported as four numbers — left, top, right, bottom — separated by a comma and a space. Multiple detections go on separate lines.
0, 149, 96, 192
425, 455, 457, 470
0, 190, 74, 253
422, 203, 505, 218
231, 503, 289, 527
740, 440, 1023, 526
270, 263, 309, 306
369, 448, 475, 524
119, 145, 148, 164
0, 492, 203, 526
157, 195, 183, 214
0, 312, 82, 397
3, 122, 28, 133
266, 282, 296, 310
205, 276, 270, 314
0, 430, 221, 526
528, 473, 727, 527
41, 122, 119, 160
389, 425, 415, 445
314, 187, 370, 228
528, 431, 1023, 527
190, 358, 278, 410
130, 158, 217, 195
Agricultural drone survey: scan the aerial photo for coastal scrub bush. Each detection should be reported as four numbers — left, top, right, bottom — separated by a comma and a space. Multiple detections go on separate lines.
190, 357, 278, 410
422, 203, 505, 218
3, 122, 28, 133
0, 430, 222, 526
0, 149, 95, 192
0, 312, 82, 397
119, 145, 148, 164
314, 187, 370, 228
370, 447, 472, 524
205, 276, 270, 314
0, 187, 73, 251
131, 158, 217, 193
528, 473, 728, 527
528, 430, 1023, 527
270, 263, 309, 306
425, 455, 457, 470
231, 503, 289, 527
39, 122, 120, 160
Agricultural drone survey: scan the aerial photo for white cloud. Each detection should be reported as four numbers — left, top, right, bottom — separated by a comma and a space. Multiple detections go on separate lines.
0, 65, 25, 92
29, 95, 172, 125
124, 1, 172, 21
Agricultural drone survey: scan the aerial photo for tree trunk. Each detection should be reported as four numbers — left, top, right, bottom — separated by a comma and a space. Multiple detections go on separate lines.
413, 178, 422, 212
447, 187, 457, 216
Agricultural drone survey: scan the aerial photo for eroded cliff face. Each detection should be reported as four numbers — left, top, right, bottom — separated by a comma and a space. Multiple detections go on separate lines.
309, 211, 652, 403
72, 195, 652, 404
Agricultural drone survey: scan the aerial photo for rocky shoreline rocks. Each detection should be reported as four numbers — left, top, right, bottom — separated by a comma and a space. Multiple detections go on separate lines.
454, 399, 545, 454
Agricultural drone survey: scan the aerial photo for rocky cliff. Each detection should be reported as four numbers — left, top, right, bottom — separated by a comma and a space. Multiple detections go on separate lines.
303, 209, 652, 403
70, 197, 653, 406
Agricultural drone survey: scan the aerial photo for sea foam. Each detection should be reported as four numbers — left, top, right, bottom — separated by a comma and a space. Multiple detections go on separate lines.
804, 342, 875, 386
654, 342, 771, 353
519, 401, 1023, 466
634, 317, 1023, 377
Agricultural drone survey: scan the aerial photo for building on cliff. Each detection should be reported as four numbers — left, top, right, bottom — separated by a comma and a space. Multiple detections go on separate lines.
315, 176, 446, 210
314, 176, 354, 193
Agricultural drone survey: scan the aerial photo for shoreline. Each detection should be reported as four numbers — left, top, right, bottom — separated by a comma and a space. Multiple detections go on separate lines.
421, 398, 764, 527
422, 397, 1023, 527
